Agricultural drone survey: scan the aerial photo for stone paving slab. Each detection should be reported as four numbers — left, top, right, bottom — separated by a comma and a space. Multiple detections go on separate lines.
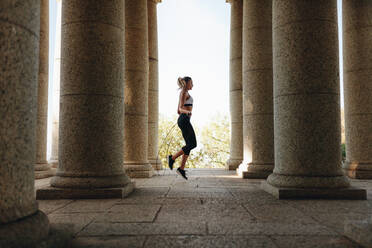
94, 204, 161, 223
53, 199, 120, 213
47, 213, 99, 234
155, 203, 255, 222
311, 213, 371, 234
34, 169, 372, 247
143, 235, 277, 248
270, 235, 361, 248
37, 199, 74, 214
244, 203, 317, 223
70, 236, 146, 248
208, 221, 337, 236
78, 222, 207, 236
287, 200, 372, 214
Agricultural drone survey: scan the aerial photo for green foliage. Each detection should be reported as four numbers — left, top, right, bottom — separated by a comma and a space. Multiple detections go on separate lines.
158, 113, 230, 169
200, 114, 230, 168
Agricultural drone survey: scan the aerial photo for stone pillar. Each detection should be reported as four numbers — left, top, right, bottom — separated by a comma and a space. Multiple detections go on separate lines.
148, 0, 162, 170
262, 0, 365, 199
342, 0, 372, 179
35, 0, 54, 179
124, 0, 154, 178
226, 0, 243, 171
37, 0, 134, 199
0, 1, 50, 246
237, 0, 274, 178
49, 0, 62, 168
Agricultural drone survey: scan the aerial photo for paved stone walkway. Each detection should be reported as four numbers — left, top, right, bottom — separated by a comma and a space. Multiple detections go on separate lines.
35, 169, 372, 248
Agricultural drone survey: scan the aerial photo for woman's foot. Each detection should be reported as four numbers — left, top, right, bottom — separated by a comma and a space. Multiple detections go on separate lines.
176, 167, 188, 180
168, 155, 175, 170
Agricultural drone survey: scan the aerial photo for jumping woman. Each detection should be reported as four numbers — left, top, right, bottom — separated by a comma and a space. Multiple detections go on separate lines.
168, 76, 197, 180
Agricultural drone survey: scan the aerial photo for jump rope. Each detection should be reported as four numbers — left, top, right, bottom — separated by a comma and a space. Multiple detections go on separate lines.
154, 122, 179, 176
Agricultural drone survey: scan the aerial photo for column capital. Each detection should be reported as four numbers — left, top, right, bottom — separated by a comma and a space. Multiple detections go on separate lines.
226, 0, 241, 4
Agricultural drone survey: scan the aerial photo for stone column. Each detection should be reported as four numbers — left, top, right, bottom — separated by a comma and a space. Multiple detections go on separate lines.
35, 0, 54, 179
148, 0, 162, 170
226, 0, 243, 171
37, 0, 134, 199
237, 0, 274, 178
262, 0, 365, 199
49, 0, 62, 168
124, 0, 154, 178
342, 0, 372, 179
0, 1, 50, 246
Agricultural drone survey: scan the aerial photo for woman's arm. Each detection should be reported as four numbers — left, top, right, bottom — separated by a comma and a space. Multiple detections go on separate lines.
177, 90, 191, 114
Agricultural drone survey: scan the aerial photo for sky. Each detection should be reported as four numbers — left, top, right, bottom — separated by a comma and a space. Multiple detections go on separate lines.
46, 0, 344, 158
157, 0, 231, 127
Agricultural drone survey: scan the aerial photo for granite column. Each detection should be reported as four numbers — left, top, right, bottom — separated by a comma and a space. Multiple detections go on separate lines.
37, 0, 134, 199
262, 0, 365, 199
124, 0, 154, 178
35, 0, 54, 179
226, 0, 243, 171
0, 0, 50, 246
342, 0, 372, 179
237, 0, 274, 178
148, 0, 162, 170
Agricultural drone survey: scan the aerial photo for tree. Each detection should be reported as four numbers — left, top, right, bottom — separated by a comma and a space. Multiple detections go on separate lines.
157, 113, 230, 169
200, 113, 230, 168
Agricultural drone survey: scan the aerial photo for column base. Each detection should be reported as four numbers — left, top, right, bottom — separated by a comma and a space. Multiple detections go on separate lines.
261, 181, 366, 200
236, 162, 273, 179
124, 162, 154, 178
342, 161, 372, 179
225, 158, 242, 170
344, 219, 372, 247
49, 159, 58, 168
35, 162, 51, 171
149, 158, 163, 170
0, 211, 49, 248
36, 181, 135, 199
35, 167, 57, 179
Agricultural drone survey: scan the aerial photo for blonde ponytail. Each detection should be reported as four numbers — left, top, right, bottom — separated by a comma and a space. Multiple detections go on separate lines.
177, 77, 186, 89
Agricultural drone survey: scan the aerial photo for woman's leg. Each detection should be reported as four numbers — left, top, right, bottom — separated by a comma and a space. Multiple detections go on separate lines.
178, 120, 197, 169
172, 149, 184, 160
180, 154, 189, 170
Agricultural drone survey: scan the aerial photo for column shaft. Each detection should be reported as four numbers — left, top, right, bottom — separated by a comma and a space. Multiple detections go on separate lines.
263, 0, 365, 199
226, 0, 243, 171
37, 0, 134, 199
342, 0, 372, 179
237, 0, 274, 178
124, 0, 154, 178
0, 0, 50, 246
35, 0, 54, 179
148, 0, 162, 170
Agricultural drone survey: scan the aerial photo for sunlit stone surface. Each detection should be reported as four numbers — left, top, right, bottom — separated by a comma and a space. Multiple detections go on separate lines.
37, 0, 134, 198
264, 0, 365, 199
237, 0, 274, 179
226, 0, 243, 171
124, 0, 154, 178
148, 0, 162, 170
342, 0, 372, 179
0, 1, 50, 246
35, 169, 372, 247
35, 0, 54, 179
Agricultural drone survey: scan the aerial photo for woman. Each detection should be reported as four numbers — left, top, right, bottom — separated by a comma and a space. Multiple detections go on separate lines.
168, 76, 197, 180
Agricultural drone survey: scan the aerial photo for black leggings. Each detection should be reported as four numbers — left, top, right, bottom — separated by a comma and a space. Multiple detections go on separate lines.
177, 113, 197, 155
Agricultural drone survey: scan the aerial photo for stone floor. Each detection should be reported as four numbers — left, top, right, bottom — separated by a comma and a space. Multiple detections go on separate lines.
35, 169, 372, 248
